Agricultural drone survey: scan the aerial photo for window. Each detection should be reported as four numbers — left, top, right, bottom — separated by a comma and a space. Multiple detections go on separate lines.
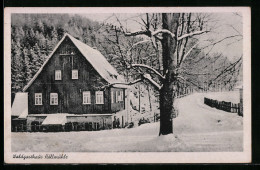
116, 90, 123, 102
115, 91, 118, 103
55, 70, 62, 80
83, 91, 91, 104
72, 69, 78, 79
119, 91, 124, 101
111, 91, 114, 103
95, 91, 104, 104
50, 93, 58, 105
35, 93, 42, 105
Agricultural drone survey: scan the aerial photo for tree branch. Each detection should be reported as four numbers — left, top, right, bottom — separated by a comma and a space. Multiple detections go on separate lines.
176, 76, 203, 89
131, 64, 165, 79
128, 39, 152, 53
152, 29, 175, 39
143, 74, 162, 90
208, 56, 242, 86
177, 30, 209, 41
183, 71, 210, 76
178, 41, 200, 67
124, 30, 150, 37
201, 35, 242, 49
97, 78, 143, 90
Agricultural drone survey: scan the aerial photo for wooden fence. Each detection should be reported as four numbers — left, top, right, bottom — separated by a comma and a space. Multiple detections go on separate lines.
11, 121, 112, 132
204, 97, 241, 114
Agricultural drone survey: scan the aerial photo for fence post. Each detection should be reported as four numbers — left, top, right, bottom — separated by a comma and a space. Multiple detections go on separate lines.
239, 88, 243, 116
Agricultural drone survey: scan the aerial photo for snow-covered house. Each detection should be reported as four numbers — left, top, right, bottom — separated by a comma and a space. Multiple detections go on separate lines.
12, 33, 128, 131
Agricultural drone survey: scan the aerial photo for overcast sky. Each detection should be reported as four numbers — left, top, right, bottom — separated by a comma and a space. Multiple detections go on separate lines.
80, 13, 243, 62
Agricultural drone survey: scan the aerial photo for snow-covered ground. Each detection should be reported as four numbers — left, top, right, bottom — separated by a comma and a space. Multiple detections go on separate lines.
12, 92, 243, 152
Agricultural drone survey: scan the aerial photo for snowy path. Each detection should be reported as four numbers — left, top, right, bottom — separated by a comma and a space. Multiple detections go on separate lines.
173, 93, 243, 151
12, 92, 243, 152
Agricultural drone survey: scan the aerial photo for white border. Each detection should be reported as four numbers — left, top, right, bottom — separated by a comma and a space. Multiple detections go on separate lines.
4, 7, 251, 164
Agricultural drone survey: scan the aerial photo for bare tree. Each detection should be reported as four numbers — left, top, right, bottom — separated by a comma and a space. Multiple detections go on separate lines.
99, 13, 242, 135
108, 13, 211, 135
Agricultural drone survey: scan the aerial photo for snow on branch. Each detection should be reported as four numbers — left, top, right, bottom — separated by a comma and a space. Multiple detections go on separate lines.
131, 64, 165, 79
97, 74, 162, 91
128, 40, 152, 52
125, 29, 175, 40
178, 42, 200, 67
97, 78, 143, 90
124, 30, 149, 36
143, 74, 162, 90
177, 30, 209, 41
152, 29, 175, 39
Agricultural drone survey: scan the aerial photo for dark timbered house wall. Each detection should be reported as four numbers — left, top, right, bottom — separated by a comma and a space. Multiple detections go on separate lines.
26, 37, 125, 114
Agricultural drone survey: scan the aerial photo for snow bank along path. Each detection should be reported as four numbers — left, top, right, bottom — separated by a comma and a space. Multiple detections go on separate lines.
174, 92, 243, 152
203, 91, 240, 103
12, 92, 243, 152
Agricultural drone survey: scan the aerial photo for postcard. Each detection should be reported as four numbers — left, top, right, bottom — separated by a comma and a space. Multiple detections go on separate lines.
4, 7, 251, 163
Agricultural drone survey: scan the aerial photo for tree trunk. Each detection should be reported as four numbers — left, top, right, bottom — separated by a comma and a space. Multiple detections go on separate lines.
138, 84, 141, 113
159, 13, 180, 135
147, 84, 152, 112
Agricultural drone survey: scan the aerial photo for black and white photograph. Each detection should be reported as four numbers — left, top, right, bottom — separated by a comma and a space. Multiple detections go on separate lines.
4, 7, 251, 163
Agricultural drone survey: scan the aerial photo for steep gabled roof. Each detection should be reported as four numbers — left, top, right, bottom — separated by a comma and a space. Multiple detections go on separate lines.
23, 33, 125, 91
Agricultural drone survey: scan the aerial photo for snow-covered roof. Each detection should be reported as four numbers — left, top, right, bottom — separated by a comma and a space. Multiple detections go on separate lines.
42, 114, 67, 125
11, 92, 28, 118
23, 33, 125, 91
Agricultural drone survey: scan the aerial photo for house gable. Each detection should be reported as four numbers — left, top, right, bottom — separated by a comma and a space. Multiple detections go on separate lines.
25, 36, 107, 92
22, 34, 127, 115
23, 33, 125, 92
24, 36, 112, 114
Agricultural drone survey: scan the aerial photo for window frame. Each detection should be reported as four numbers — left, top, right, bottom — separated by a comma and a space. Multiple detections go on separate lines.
115, 91, 118, 103
111, 91, 114, 104
50, 93, 58, 105
55, 70, 62, 80
35, 93, 42, 105
115, 90, 123, 102
83, 91, 91, 104
119, 90, 124, 101
95, 91, 104, 104
72, 69, 78, 79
